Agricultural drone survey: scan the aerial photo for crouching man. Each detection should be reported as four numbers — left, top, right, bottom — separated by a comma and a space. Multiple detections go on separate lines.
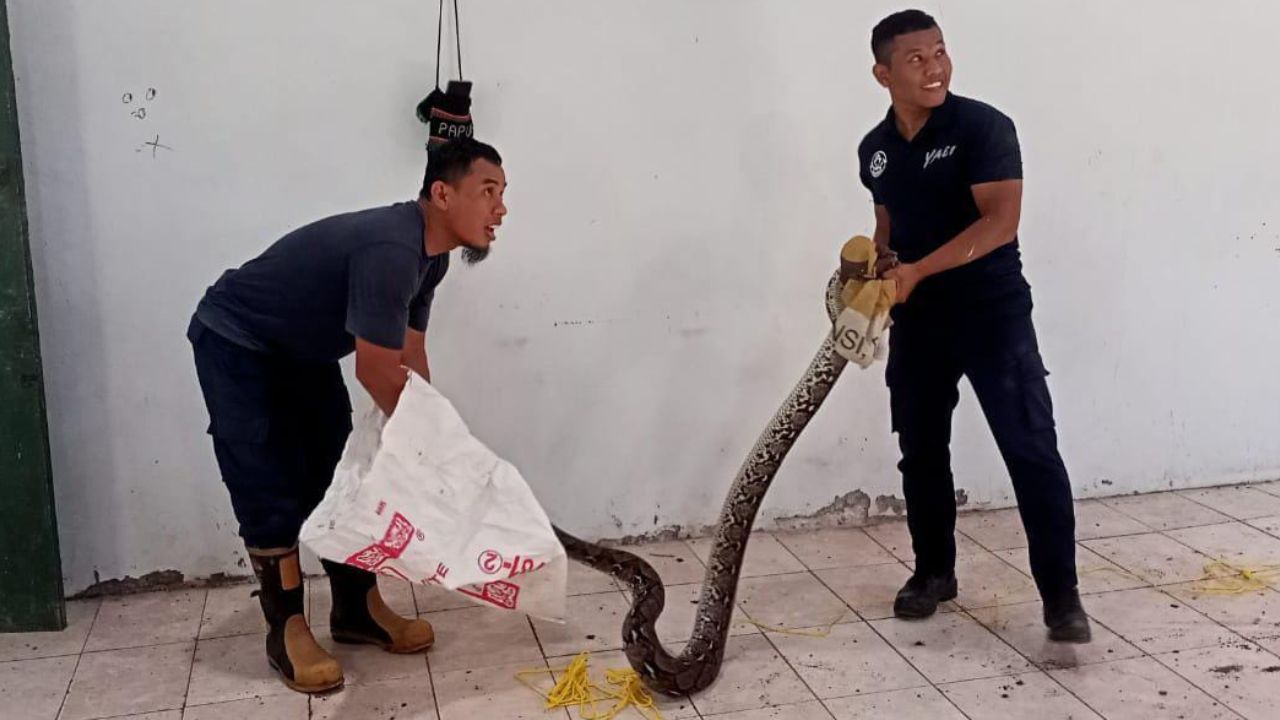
188, 138, 508, 691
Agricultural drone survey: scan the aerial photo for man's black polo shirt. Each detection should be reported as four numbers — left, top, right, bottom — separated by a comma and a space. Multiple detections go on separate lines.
858, 92, 1031, 314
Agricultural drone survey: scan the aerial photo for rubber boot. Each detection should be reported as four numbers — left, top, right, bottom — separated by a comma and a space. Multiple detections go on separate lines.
247, 546, 344, 694
322, 559, 435, 653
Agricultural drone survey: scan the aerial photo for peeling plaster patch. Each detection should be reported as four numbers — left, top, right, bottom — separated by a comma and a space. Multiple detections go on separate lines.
773, 490, 872, 531
70, 569, 257, 599
875, 494, 908, 516
601, 523, 712, 546
72, 570, 186, 598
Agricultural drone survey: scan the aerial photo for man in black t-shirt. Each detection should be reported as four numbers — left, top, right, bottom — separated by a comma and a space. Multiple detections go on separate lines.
856, 10, 1090, 643
188, 138, 508, 692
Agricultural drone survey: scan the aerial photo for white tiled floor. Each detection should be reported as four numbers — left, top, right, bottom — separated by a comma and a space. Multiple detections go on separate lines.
6, 481, 1280, 719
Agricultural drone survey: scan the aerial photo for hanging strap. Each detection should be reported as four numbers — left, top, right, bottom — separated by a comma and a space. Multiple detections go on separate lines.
435, 0, 464, 89
454, 0, 464, 79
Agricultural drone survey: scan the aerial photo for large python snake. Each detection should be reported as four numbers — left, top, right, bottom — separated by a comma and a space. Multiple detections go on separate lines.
552, 268, 853, 696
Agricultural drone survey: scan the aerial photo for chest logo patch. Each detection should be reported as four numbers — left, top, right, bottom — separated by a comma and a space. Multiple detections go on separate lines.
869, 150, 888, 178
924, 145, 957, 169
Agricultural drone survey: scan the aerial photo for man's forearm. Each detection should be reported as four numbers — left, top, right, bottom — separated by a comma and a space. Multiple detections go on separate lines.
873, 223, 892, 258
917, 212, 1018, 280
401, 328, 431, 383
403, 354, 430, 383
358, 366, 408, 417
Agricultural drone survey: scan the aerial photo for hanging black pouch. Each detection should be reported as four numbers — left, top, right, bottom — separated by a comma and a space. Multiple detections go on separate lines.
416, 0, 474, 151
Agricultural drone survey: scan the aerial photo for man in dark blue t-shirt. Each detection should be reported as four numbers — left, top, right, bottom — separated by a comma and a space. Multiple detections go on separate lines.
187, 138, 508, 693
856, 10, 1090, 643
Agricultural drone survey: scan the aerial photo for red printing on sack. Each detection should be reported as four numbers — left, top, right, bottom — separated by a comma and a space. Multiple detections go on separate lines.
459, 580, 521, 610
345, 512, 416, 571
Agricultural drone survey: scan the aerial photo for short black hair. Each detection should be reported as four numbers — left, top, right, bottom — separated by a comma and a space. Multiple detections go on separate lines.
420, 137, 503, 197
871, 9, 939, 65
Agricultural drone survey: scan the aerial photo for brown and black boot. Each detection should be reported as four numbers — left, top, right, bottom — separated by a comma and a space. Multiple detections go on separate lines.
247, 546, 344, 694
322, 559, 435, 653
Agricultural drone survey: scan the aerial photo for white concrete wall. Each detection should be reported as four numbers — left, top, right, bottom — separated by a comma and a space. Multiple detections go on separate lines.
8, 0, 1279, 594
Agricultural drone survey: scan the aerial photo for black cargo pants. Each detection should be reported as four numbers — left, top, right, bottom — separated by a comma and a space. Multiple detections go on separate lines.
886, 306, 1078, 597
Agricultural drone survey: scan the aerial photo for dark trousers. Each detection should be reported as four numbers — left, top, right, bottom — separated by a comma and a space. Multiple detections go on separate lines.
886, 307, 1078, 597
189, 318, 352, 549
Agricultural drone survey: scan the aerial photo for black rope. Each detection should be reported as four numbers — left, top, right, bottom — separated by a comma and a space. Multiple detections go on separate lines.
435, 0, 464, 87
453, 0, 463, 79
435, 0, 445, 89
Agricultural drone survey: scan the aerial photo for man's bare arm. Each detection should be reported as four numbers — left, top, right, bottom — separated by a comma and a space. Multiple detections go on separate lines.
884, 179, 1022, 301
355, 338, 408, 417
401, 328, 431, 382
872, 204, 898, 275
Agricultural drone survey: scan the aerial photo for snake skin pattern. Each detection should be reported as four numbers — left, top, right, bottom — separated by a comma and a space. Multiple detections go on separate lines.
552, 270, 850, 696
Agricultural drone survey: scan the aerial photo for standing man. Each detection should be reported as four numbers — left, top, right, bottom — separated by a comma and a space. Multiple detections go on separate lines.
189, 138, 508, 692
856, 10, 1090, 642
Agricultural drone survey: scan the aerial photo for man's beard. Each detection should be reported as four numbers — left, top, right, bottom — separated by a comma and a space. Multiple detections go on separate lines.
461, 244, 490, 266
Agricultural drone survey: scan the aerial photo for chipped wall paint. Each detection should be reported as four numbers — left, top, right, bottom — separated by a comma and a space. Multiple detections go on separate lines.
875, 495, 908, 517
8, 0, 1280, 594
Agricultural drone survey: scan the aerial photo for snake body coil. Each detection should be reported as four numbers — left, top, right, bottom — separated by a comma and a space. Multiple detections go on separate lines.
552, 271, 850, 696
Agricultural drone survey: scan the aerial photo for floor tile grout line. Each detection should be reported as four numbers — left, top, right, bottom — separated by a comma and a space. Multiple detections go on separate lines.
1054, 653, 1248, 720
1151, 523, 1258, 576
1094, 493, 1238, 532
979, 540, 1154, 596
71, 711, 191, 720
805, 570, 975, 720
1173, 489, 1262, 523
1245, 519, 1280, 545
798, 558, 909, 573
77, 599, 103, 655
1143, 578, 1280, 660
0, 651, 85, 665
1145, 649, 1254, 720
180, 589, 212, 713
771, 525, 905, 570
196, 629, 262, 643
1078, 580, 1263, 662
423, 643, 442, 720
976, 605, 1139, 673
54, 597, 103, 720
1165, 511, 1280, 559
1091, 494, 1165, 522
963, 586, 1146, 668
406, 579, 422, 618
68, 638, 203, 657
955, 605, 1043, 674
983, 542, 1037, 579
1082, 528, 1224, 587
772, 529, 829, 570
933, 665, 1110, 720
683, 527, 927, 581
1075, 526, 1186, 544
531, 622, 576, 720
1255, 483, 1280, 500
770, 550, 946, 717
954, 515, 1027, 555
751, 628, 847, 720
858, 521, 914, 563
524, 612, 553, 669
805, 562, 902, 626
954, 605, 1114, 720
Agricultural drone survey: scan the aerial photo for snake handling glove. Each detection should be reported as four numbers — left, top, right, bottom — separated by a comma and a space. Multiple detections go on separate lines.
832, 235, 896, 369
